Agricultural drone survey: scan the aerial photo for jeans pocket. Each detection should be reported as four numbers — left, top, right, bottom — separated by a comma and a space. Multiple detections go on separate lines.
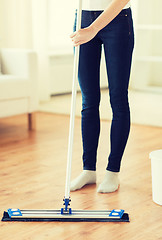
126, 16, 135, 51
127, 15, 133, 36
126, 9, 134, 37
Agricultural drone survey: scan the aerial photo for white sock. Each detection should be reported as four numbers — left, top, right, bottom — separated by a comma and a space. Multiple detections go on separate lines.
70, 170, 96, 191
97, 170, 119, 193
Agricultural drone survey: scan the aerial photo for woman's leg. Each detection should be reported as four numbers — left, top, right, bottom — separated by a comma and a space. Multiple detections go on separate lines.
97, 8, 134, 192
79, 37, 102, 171
71, 11, 103, 191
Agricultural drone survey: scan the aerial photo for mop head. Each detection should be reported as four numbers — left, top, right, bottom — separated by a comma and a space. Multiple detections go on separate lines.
2, 208, 129, 222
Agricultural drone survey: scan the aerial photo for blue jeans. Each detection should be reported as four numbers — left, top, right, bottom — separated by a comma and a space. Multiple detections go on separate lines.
74, 8, 134, 172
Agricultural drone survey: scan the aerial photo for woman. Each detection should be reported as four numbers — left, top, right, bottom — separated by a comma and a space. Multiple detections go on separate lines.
70, 0, 134, 193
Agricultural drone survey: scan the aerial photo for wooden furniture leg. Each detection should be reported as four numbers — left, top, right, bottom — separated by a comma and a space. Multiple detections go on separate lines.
28, 113, 36, 130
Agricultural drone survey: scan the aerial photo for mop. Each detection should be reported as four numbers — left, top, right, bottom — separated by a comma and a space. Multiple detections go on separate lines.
1, 0, 129, 222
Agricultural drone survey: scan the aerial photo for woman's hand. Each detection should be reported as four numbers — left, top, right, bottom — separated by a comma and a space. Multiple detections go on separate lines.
70, 0, 131, 47
70, 26, 99, 46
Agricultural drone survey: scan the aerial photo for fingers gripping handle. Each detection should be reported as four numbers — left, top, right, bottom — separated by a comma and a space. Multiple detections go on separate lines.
64, 0, 82, 200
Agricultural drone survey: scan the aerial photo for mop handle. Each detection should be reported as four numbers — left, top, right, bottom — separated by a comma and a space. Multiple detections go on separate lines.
64, 0, 82, 199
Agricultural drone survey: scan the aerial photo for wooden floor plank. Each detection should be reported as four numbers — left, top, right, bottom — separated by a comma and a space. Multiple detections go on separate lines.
0, 112, 162, 240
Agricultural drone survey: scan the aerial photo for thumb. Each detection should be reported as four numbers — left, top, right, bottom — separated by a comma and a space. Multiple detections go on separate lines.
70, 32, 76, 38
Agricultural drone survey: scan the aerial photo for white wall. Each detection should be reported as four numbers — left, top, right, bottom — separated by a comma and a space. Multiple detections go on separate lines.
0, 0, 33, 48
130, 0, 162, 91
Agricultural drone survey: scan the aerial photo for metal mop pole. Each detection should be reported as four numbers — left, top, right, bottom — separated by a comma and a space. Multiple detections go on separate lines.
63, 0, 82, 212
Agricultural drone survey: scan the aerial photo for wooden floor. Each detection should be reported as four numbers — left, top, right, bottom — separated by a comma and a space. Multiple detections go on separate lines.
0, 112, 162, 240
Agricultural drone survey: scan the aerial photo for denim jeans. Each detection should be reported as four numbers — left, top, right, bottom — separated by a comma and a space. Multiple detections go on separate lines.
74, 8, 134, 172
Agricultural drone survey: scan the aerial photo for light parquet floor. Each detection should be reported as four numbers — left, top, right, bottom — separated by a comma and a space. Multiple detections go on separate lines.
0, 112, 162, 240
